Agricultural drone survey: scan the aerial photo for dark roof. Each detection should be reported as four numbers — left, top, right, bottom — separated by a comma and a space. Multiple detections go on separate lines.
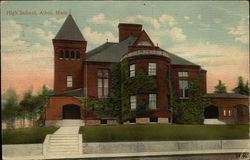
86, 36, 137, 62
54, 14, 85, 41
167, 52, 198, 66
204, 93, 249, 99
53, 88, 85, 97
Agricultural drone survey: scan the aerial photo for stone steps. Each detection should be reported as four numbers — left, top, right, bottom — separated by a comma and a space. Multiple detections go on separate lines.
43, 124, 82, 156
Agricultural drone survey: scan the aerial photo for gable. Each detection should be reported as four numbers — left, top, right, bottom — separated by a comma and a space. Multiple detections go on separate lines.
132, 30, 155, 47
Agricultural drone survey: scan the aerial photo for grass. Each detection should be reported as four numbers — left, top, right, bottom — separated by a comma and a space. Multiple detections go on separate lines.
80, 124, 249, 142
2, 126, 59, 144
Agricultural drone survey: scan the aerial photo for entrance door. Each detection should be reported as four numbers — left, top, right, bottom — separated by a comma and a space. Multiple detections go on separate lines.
204, 105, 219, 119
63, 104, 80, 119
235, 105, 248, 124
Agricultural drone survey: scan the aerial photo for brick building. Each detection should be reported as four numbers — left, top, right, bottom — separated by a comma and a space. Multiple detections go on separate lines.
45, 14, 249, 126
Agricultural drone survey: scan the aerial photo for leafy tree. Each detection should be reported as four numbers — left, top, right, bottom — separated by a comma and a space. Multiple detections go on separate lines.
214, 80, 227, 93
232, 76, 249, 96
19, 85, 52, 127
172, 79, 210, 124
2, 88, 20, 129
35, 85, 53, 126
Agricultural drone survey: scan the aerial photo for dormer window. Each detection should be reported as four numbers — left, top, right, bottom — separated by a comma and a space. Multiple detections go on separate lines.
137, 41, 152, 46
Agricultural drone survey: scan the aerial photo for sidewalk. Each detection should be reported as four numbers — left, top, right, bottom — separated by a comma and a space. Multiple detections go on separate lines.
3, 149, 249, 160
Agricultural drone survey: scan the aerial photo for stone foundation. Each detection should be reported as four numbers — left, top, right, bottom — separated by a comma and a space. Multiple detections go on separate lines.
107, 120, 118, 125
136, 118, 149, 124
45, 120, 58, 126
86, 120, 100, 125
158, 118, 169, 123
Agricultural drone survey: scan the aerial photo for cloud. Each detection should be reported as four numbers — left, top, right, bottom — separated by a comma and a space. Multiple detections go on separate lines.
213, 18, 222, 24
125, 15, 160, 29
159, 14, 177, 26
31, 28, 54, 42
168, 41, 249, 92
88, 13, 119, 27
167, 27, 186, 42
184, 16, 190, 20
1, 21, 54, 94
225, 18, 249, 44
43, 17, 65, 27
82, 27, 118, 45
197, 14, 202, 20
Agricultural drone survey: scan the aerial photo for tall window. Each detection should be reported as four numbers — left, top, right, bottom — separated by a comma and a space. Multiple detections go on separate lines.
97, 69, 109, 98
149, 94, 157, 109
65, 50, 69, 58
130, 64, 135, 77
70, 51, 75, 59
59, 50, 64, 58
148, 63, 156, 76
76, 51, 80, 59
67, 76, 73, 87
179, 80, 188, 98
178, 71, 188, 77
130, 96, 136, 109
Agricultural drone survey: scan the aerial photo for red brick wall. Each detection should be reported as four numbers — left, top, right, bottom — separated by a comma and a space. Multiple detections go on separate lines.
45, 96, 84, 120
171, 65, 205, 98
128, 55, 171, 118
118, 23, 142, 42
83, 62, 112, 98
210, 98, 249, 124
53, 40, 87, 94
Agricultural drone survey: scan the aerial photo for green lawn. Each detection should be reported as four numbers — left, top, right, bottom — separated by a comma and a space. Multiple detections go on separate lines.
80, 124, 249, 142
2, 126, 59, 144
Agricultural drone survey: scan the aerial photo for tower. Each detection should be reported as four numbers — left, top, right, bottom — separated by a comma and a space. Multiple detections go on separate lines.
52, 14, 87, 94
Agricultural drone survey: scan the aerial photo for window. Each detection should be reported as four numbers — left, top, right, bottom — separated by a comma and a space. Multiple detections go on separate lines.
150, 117, 158, 123
59, 50, 64, 58
228, 110, 232, 116
65, 50, 69, 58
70, 51, 75, 59
179, 80, 188, 98
129, 118, 136, 123
148, 63, 156, 76
223, 110, 227, 116
97, 69, 109, 98
76, 51, 80, 59
178, 72, 188, 77
130, 64, 135, 77
149, 94, 157, 109
67, 76, 73, 87
130, 96, 136, 109
137, 41, 152, 46
100, 119, 107, 124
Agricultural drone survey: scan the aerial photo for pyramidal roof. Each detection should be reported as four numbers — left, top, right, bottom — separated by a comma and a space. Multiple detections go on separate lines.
54, 14, 85, 41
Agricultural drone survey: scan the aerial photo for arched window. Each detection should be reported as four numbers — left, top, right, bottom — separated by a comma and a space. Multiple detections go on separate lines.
70, 51, 75, 59
65, 50, 69, 58
76, 51, 80, 59
59, 50, 64, 58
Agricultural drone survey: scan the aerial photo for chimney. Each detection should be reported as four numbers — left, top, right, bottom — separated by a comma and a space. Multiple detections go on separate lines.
118, 23, 142, 42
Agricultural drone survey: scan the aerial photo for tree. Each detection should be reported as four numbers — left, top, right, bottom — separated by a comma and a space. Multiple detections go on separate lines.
2, 89, 20, 129
19, 85, 52, 127
214, 80, 227, 93
35, 85, 53, 126
232, 76, 249, 96
172, 79, 210, 124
